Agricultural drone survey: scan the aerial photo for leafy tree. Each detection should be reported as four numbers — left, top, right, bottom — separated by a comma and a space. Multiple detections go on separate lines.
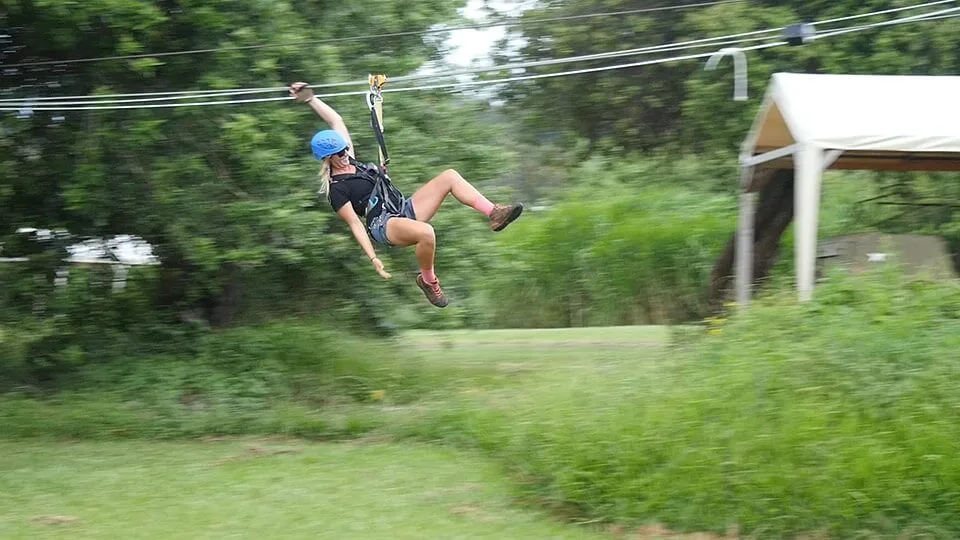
1, 0, 512, 329
493, 1, 960, 156
0, 0, 540, 382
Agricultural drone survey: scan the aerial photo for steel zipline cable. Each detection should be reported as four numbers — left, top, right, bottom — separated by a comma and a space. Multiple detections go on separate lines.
1, 2, 955, 103
1, 3, 957, 111
0, 34, 782, 107
3, 0, 954, 71
0, 0, 745, 69
4, 0, 957, 104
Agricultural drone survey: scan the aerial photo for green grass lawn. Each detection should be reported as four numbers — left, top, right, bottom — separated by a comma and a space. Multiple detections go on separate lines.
0, 439, 612, 539
5, 271, 960, 538
399, 325, 669, 396
0, 326, 671, 540
405, 325, 669, 345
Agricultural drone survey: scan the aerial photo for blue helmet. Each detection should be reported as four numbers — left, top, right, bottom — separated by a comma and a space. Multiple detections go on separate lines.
310, 129, 349, 160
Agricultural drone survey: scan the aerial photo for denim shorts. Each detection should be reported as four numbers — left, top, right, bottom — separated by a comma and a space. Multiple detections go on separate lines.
368, 198, 417, 246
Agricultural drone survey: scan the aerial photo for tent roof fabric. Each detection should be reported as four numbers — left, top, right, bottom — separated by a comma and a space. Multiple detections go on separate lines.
744, 72, 960, 170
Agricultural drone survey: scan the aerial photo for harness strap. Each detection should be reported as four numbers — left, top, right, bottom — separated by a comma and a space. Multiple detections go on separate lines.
347, 156, 404, 218
367, 74, 389, 169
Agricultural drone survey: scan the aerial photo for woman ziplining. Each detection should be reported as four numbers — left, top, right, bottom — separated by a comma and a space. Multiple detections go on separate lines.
289, 81, 524, 308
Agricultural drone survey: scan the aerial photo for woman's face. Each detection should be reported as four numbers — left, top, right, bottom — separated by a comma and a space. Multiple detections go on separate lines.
329, 149, 349, 168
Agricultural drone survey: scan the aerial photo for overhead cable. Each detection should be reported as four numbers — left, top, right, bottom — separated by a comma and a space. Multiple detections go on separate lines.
0, 35, 781, 107
0, 0, 949, 72
814, 4, 959, 39
1, 6, 956, 111
0, 0, 743, 69
814, 0, 957, 25
0, 44, 785, 111
1, 2, 952, 105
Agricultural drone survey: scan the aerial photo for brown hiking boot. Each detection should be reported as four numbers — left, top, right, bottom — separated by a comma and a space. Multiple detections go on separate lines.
416, 273, 448, 308
489, 203, 524, 232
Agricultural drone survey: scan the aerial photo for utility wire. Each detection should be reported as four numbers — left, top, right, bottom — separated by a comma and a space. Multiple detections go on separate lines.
1, 5, 956, 111
0, 88, 290, 106
0, 0, 743, 69
0, 44, 784, 111
0, 35, 781, 106
0, 0, 955, 73
390, 1, 960, 86
0, 87, 283, 102
909, 12, 960, 20
3, 0, 952, 73
0, 28, 783, 104
1, 2, 952, 104
814, 0, 956, 25
814, 4, 959, 39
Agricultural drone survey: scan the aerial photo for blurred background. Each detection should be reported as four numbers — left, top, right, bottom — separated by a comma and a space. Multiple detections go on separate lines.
2, 1, 960, 538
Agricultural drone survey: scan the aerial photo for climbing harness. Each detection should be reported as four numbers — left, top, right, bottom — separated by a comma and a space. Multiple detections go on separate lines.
349, 73, 407, 225
349, 155, 406, 221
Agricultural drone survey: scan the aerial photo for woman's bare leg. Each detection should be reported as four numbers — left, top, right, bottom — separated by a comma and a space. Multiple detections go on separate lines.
410, 169, 494, 223
385, 217, 436, 274
409, 168, 524, 231
385, 217, 447, 307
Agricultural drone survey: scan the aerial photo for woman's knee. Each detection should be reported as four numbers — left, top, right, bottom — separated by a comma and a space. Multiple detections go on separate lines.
418, 223, 436, 245
386, 218, 433, 247
439, 168, 462, 183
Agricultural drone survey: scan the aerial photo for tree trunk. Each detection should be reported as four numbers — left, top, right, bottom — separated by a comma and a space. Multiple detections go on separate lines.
209, 263, 243, 328
709, 168, 795, 310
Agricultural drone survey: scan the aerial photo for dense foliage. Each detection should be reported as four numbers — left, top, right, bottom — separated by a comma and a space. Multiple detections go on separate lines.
399, 268, 960, 538
3, 4, 960, 536
2, 1, 959, 374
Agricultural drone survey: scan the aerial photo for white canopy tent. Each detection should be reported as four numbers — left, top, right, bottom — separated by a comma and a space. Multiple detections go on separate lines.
735, 72, 960, 305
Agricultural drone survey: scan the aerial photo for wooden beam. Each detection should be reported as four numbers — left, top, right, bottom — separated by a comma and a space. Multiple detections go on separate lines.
749, 153, 960, 172
830, 158, 960, 172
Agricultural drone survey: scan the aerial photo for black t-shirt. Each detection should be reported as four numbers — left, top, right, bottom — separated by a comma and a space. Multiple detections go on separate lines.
328, 172, 379, 220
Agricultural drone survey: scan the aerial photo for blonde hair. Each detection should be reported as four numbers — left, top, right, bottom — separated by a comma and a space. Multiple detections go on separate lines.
317, 157, 332, 197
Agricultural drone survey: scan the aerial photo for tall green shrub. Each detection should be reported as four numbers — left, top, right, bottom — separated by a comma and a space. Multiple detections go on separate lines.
483, 182, 734, 327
